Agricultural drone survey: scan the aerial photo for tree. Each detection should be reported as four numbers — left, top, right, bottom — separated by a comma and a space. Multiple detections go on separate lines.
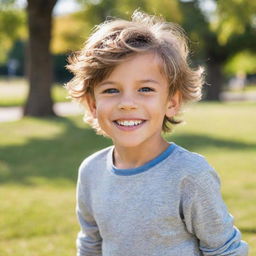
176, 0, 256, 100
178, 0, 226, 100
23, 0, 57, 116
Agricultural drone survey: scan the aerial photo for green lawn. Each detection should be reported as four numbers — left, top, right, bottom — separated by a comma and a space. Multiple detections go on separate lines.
0, 102, 255, 255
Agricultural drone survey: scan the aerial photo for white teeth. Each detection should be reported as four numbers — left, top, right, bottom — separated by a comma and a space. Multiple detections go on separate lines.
116, 120, 143, 127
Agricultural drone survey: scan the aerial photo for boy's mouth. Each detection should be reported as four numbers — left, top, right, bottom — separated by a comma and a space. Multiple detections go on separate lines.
114, 120, 145, 127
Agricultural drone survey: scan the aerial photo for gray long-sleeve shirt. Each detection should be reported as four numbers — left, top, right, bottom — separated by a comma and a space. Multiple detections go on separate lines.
76, 143, 248, 256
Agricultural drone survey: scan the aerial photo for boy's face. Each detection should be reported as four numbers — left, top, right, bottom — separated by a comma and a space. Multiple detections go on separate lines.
87, 52, 179, 149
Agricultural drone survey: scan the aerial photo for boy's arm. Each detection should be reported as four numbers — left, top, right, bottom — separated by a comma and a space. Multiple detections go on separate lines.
181, 168, 249, 256
76, 165, 102, 256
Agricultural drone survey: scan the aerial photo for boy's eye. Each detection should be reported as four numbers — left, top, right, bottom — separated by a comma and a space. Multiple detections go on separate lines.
138, 87, 155, 92
102, 88, 119, 94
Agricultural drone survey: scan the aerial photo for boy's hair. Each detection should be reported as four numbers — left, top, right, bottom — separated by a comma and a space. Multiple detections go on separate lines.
66, 10, 204, 134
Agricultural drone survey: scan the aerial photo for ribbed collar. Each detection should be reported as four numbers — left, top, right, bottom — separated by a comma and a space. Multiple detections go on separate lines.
108, 143, 177, 176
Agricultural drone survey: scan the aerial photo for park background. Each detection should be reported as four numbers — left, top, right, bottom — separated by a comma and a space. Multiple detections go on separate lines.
0, 0, 256, 255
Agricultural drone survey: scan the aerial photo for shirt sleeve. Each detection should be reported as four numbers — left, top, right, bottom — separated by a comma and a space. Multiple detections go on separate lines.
76, 163, 102, 256
180, 167, 249, 256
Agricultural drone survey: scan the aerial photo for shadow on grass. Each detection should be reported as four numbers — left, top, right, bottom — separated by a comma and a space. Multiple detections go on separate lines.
0, 116, 255, 186
240, 227, 256, 234
0, 117, 112, 186
168, 134, 256, 152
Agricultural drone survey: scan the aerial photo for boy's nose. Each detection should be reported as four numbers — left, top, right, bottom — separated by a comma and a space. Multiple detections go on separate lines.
118, 95, 138, 110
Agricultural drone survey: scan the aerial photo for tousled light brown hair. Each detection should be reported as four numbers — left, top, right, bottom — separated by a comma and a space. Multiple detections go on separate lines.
65, 10, 204, 134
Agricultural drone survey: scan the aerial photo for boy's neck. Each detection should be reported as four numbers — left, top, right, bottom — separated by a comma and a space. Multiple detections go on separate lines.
113, 138, 169, 169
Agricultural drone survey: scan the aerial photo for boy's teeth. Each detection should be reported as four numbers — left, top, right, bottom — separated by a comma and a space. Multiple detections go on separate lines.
116, 120, 143, 126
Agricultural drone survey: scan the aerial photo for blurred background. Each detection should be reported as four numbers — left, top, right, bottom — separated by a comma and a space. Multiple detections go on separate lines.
1, 0, 256, 115
0, 0, 255, 255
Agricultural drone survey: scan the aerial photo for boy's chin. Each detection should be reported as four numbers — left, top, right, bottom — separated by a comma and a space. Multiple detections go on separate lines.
111, 136, 157, 149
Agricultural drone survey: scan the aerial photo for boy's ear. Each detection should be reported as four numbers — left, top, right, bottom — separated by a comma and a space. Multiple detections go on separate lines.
166, 91, 180, 117
85, 93, 97, 118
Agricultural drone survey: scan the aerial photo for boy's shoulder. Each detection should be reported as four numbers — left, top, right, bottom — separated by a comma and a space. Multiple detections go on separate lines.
78, 146, 113, 174
174, 144, 210, 168
171, 144, 219, 182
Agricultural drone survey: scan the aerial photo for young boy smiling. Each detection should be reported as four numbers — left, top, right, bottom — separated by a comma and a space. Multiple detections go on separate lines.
89, 52, 179, 164
66, 11, 248, 256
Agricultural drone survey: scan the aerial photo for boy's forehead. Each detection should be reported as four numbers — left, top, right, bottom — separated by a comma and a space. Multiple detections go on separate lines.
91, 51, 168, 91
106, 52, 165, 78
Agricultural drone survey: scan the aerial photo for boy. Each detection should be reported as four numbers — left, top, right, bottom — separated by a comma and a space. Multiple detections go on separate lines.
66, 11, 248, 256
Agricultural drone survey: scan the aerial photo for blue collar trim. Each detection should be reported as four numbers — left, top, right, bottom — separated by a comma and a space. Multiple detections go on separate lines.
111, 143, 176, 176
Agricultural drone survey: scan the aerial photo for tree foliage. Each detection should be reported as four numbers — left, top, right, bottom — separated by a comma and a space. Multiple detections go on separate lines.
0, 2, 26, 62
214, 0, 256, 45
225, 51, 256, 75
52, 13, 89, 54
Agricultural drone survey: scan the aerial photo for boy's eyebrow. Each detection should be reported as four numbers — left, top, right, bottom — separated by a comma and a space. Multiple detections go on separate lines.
137, 79, 160, 85
97, 79, 160, 87
98, 81, 117, 86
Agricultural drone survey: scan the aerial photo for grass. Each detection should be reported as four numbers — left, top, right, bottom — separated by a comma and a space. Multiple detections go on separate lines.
0, 78, 68, 107
0, 102, 255, 255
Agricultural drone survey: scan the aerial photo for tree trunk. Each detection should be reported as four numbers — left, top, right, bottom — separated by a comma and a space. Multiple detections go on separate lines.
205, 61, 224, 101
24, 0, 57, 116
